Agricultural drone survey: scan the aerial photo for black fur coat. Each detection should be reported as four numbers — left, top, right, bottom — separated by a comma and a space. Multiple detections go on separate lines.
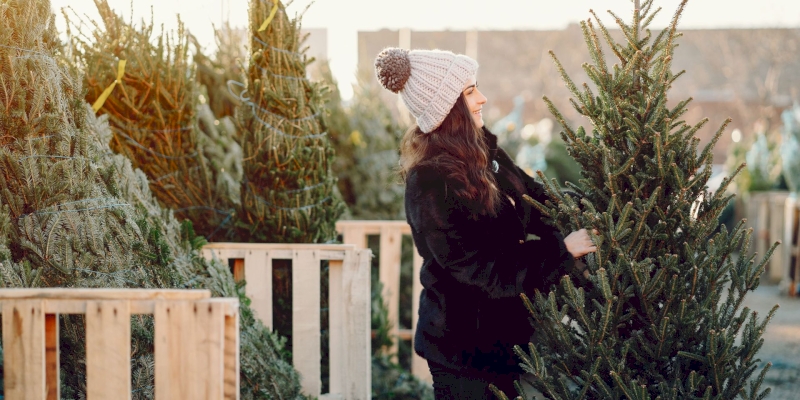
406, 127, 576, 373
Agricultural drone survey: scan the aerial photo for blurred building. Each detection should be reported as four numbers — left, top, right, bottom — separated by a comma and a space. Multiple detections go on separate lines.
301, 28, 328, 79
358, 26, 800, 161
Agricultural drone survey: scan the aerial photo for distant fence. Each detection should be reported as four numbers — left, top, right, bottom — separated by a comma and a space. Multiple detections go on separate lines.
202, 243, 371, 400
746, 191, 789, 283
782, 194, 800, 297
0, 288, 239, 399
335, 220, 432, 384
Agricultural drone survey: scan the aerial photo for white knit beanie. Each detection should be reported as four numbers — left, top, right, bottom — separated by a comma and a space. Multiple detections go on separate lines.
375, 48, 478, 133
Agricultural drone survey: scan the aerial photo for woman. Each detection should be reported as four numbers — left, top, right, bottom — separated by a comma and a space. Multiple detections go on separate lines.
375, 47, 597, 399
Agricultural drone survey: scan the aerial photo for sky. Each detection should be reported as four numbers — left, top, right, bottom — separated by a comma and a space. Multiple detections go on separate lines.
51, 0, 800, 100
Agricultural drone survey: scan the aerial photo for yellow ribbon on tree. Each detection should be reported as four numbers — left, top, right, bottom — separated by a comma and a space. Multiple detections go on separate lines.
258, 2, 279, 32
92, 60, 126, 113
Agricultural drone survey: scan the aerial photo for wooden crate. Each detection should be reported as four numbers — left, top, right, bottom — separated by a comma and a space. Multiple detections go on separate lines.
202, 243, 371, 399
0, 288, 239, 400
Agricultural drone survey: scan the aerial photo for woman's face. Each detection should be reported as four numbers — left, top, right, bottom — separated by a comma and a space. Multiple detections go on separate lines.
462, 76, 487, 128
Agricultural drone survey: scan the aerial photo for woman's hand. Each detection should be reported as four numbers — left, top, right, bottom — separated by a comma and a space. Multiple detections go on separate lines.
564, 228, 598, 259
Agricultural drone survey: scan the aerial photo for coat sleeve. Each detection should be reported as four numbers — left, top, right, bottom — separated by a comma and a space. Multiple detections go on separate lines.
406, 168, 575, 299
499, 148, 583, 236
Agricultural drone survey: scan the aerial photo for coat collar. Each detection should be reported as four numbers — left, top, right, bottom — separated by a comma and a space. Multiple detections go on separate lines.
482, 127, 500, 173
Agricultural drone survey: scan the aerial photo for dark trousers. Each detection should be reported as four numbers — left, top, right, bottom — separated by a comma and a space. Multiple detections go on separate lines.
428, 361, 520, 400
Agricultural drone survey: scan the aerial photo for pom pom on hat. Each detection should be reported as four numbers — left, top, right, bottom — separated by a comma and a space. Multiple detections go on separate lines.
374, 47, 411, 93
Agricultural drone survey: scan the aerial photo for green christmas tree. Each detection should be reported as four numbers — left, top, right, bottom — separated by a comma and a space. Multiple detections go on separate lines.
322, 66, 406, 220
495, 1, 779, 399
66, 0, 239, 240
1, 1, 308, 398
234, 0, 345, 243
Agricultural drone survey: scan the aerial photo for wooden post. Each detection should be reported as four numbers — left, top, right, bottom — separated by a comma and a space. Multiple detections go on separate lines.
756, 193, 769, 260
2, 300, 46, 399
155, 301, 194, 399
767, 192, 789, 283
224, 305, 240, 400
328, 259, 346, 395
86, 300, 132, 399
244, 250, 273, 327
343, 249, 372, 399
194, 300, 226, 399
293, 249, 322, 396
379, 225, 403, 360
45, 313, 59, 400
399, 28, 411, 50
465, 30, 478, 60
783, 195, 796, 292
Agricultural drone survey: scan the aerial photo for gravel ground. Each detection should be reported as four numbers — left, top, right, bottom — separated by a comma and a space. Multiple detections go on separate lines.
741, 283, 800, 399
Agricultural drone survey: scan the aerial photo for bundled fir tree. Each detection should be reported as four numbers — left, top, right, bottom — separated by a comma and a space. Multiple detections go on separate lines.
1, 1, 308, 398
234, 0, 345, 243
65, 0, 239, 240
495, 1, 779, 399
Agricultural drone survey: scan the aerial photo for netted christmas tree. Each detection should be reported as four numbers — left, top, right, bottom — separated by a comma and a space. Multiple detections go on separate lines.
1, 1, 308, 398
495, 1, 779, 399
234, 0, 345, 243
65, 0, 239, 240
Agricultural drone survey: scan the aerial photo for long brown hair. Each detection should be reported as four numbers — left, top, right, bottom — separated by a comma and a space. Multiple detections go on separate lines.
399, 95, 500, 217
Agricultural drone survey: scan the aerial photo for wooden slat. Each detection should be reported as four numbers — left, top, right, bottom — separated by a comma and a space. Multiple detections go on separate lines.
0, 288, 210, 301
397, 329, 413, 340
768, 192, 789, 283
228, 250, 247, 258
195, 300, 226, 399
244, 250, 273, 328
319, 250, 348, 260
336, 220, 412, 236
379, 225, 403, 360
45, 313, 59, 400
2, 300, 46, 399
339, 224, 367, 250
343, 249, 372, 399
293, 249, 322, 396
17, 299, 187, 315
757, 193, 769, 259
411, 245, 432, 383
224, 308, 240, 400
783, 196, 794, 289
328, 259, 345, 395
86, 300, 131, 399
783, 196, 798, 289
155, 301, 193, 399
204, 242, 358, 252
232, 259, 245, 283
204, 245, 351, 262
